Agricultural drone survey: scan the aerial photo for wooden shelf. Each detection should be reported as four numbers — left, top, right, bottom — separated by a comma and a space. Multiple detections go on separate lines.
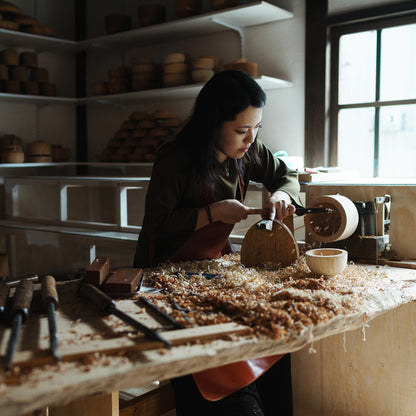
79, 2, 293, 51
0, 92, 77, 106
81, 75, 292, 105
0, 28, 76, 53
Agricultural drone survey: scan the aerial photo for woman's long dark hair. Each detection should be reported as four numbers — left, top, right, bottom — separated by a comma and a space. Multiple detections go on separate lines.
175, 70, 266, 190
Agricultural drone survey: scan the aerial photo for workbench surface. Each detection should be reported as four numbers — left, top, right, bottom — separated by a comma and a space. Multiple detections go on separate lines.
1, 257, 415, 416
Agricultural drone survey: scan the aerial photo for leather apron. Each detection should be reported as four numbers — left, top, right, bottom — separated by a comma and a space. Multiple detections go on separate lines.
167, 172, 283, 401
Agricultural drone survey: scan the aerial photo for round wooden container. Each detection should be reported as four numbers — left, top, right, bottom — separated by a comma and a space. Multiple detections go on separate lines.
0, 1, 20, 14
39, 83, 57, 96
52, 146, 70, 162
164, 62, 188, 75
26, 155, 52, 163
0, 49, 18, 66
92, 82, 109, 95
192, 69, 215, 84
24, 25, 45, 35
1, 150, 24, 163
304, 195, 359, 243
152, 109, 176, 120
210, 0, 240, 10
138, 4, 166, 27
19, 51, 38, 68
9, 65, 28, 82
129, 111, 150, 121
232, 62, 258, 77
21, 81, 39, 95
31, 67, 49, 83
305, 248, 348, 277
0, 64, 8, 80
105, 14, 131, 34
2, 80, 20, 93
164, 52, 189, 64
0, 20, 18, 30
193, 56, 217, 70
174, 0, 202, 18
163, 73, 187, 87
26, 140, 51, 155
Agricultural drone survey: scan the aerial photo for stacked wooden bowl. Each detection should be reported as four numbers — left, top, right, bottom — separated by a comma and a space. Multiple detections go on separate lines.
0, 1, 53, 36
0, 134, 24, 163
0, 48, 57, 96
131, 58, 162, 91
163, 53, 190, 88
192, 55, 217, 84
98, 109, 183, 163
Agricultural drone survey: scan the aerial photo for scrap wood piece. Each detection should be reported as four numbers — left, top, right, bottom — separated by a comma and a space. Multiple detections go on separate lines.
6, 322, 249, 369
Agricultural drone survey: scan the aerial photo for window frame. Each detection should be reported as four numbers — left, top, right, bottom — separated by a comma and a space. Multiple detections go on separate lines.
328, 14, 416, 176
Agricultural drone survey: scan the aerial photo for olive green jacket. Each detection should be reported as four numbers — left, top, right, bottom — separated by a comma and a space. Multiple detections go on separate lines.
134, 140, 300, 267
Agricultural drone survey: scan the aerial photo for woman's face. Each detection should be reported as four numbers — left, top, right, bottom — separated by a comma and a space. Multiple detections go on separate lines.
214, 105, 263, 163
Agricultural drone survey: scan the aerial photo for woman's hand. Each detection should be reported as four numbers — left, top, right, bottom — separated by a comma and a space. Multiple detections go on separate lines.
263, 190, 295, 221
210, 199, 262, 224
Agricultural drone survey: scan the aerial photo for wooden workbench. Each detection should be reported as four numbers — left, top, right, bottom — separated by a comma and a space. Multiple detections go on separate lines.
1, 263, 416, 416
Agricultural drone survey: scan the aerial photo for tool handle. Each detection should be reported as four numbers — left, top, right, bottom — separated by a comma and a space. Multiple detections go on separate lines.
79, 283, 115, 314
11, 280, 34, 321
0, 281, 10, 314
41, 275, 59, 311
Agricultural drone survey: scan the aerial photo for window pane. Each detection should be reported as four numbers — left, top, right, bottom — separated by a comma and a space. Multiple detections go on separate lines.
379, 105, 416, 177
337, 108, 375, 177
380, 24, 416, 101
339, 31, 377, 104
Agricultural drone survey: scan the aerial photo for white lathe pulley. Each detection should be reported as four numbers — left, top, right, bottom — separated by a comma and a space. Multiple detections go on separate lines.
304, 195, 359, 243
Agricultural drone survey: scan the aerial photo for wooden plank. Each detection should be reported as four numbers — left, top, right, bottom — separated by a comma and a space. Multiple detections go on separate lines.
291, 301, 416, 416
11, 322, 249, 368
49, 391, 119, 416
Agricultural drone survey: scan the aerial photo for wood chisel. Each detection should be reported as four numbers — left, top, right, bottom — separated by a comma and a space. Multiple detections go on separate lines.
139, 296, 186, 329
78, 283, 172, 347
40, 275, 61, 362
4, 280, 34, 371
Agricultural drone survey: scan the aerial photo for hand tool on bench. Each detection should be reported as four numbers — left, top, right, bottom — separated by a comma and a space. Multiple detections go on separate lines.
40, 275, 61, 362
2, 274, 39, 287
4, 279, 34, 370
79, 283, 172, 347
240, 219, 299, 267
139, 296, 186, 329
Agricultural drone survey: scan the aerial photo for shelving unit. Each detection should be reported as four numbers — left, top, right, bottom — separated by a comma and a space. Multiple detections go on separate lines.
79, 2, 292, 50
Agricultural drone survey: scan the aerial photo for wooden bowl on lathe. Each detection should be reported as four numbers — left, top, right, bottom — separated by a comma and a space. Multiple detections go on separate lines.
305, 248, 347, 277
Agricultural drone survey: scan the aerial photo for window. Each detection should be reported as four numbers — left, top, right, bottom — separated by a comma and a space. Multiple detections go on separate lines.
329, 16, 416, 178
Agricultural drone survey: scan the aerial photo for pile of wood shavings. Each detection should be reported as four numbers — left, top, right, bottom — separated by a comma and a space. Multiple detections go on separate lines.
143, 253, 392, 339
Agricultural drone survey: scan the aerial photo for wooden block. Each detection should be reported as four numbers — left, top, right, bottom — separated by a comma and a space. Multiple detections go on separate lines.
103, 268, 143, 293
85, 257, 110, 287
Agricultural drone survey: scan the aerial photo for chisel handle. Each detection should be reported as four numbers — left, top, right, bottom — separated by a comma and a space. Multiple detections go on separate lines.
11, 280, 34, 322
79, 283, 115, 314
41, 275, 59, 311
0, 281, 10, 314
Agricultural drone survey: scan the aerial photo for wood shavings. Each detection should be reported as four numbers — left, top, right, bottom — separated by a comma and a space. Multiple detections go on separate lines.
143, 253, 394, 340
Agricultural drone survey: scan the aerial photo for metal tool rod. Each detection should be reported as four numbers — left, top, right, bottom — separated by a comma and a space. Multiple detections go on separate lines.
79, 284, 171, 347
5, 314, 22, 370
139, 296, 186, 329
47, 302, 61, 361
109, 305, 172, 347
295, 207, 334, 216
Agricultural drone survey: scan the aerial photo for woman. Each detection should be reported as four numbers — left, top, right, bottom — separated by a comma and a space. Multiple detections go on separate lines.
134, 70, 300, 415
